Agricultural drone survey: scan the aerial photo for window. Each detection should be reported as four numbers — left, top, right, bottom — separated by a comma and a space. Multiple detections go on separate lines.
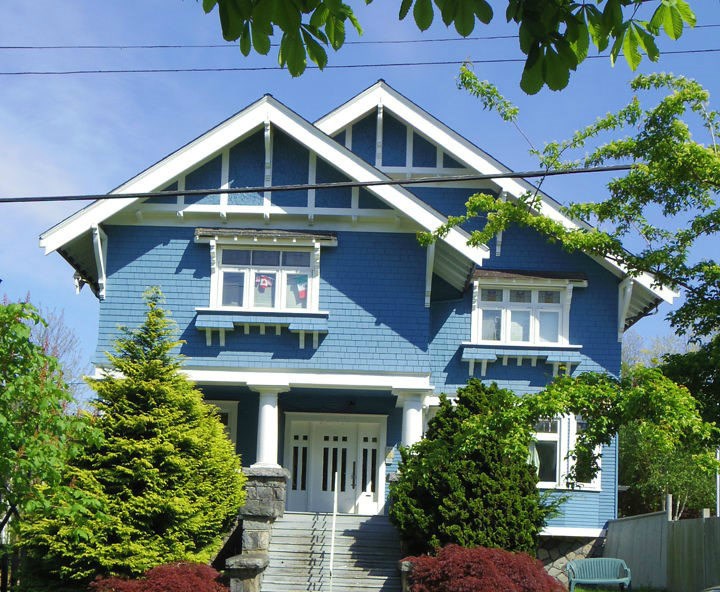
529, 415, 601, 490
215, 248, 314, 310
205, 400, 238, 449
473, 286, 567, 345
530, 419, 561, 486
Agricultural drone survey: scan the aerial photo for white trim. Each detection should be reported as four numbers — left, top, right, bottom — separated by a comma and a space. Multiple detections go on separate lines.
91, 225, 107, 300
618, 278, 634, 341
40, 95, 489, 273
541, 526, 605, 538
424, 243, 435, 308
316, 82, 675, 306
177, 368, 432, 391
205, 399, 239, 446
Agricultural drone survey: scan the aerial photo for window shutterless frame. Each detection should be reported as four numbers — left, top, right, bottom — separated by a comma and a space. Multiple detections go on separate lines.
472, 284, 572, 346
212, 246, 318, 311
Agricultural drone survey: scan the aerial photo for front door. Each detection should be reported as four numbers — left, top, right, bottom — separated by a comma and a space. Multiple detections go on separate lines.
285, 413, 386, 515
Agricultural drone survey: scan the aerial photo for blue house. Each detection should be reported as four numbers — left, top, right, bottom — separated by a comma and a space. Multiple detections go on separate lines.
40, 82, 673, 578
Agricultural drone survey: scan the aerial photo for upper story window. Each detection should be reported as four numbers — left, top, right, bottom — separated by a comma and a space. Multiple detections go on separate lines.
195, 228, 337, 314
217, 248, 313, 310
474, 287, 565, 345
470, 272, 587, 347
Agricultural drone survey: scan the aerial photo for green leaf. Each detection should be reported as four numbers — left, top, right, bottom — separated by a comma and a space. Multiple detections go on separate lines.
648, 3, 667, 34
282, 33, 307, 75
608, 23, 626, 66
253, 0, 275, 32
518, 21, 534, 54
602, 0, 623, 35
454, 0, 476, 36
202, 0, 218, 13
218, 1, 245, 41
309, 4, 330, 28
586, 5, 610, 52
569, 21, 590, 63
440, 0, 458, 27
399, 0, 413, 20
520, 48, 544, 95
413, 0, 434, 31
675, 0, 696, 27
623, 25, 642, 71
636, 25, 660, 62
302, 29, 329, 69
663, 5, 684, 39
473, 0, 492, 25
555, 38, 578, 71
239, 22, 251, 56
251, 23, 272, 54
325, 16, 346, 50
272, 0, 302, 31
543, 47, 570, 91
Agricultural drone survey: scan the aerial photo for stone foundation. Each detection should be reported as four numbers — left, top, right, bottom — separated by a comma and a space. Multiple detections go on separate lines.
538, 536, 604, 585
224, 467, 290, 592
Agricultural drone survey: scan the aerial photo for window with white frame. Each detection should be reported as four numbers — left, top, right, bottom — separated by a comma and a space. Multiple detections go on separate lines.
214, 248, 315, 311
473, 285, 569, 345
205, 400, 238, 449
529, 415, 601, 490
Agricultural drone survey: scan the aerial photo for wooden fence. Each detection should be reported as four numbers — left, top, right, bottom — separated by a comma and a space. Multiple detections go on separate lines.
605, 510, 720, 592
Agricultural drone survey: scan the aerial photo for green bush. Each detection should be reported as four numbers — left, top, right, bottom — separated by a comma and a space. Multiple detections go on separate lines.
21, 289, 245, 587
389, 380, 558, 555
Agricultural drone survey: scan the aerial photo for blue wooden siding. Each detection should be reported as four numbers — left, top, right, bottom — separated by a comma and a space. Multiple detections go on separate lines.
185, 155, 222, 205
272, 129, 309, 208
96, 226, 429, 374
228, 129, 264, 205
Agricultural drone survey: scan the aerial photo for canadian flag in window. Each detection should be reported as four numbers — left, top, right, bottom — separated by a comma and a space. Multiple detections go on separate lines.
256, 275, 274, 290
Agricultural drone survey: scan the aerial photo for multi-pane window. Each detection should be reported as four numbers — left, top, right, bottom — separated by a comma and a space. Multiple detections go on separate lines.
217, 248, 312, 310
529, 415, 601, 490
530, 419, 560, 485
475, 287, 565, 345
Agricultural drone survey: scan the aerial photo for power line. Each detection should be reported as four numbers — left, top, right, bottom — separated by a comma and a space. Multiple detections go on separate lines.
0, 34, 517, 50
0, 164, 633, 204
1, 48, 718, 76
2, 23, 718, 51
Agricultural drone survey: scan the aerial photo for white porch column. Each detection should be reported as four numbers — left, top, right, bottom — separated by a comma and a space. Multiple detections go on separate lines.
250, 385, 288, 468
394, 389, 430, 446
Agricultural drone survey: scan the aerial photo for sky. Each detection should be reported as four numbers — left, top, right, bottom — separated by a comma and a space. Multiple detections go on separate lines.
1, 1, 719, 377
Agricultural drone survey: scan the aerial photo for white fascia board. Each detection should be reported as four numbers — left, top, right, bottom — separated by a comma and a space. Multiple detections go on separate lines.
317, 84, 580, 229
40, 98, 270, 255
180, 368, 433, 391
540, 526, 605, 538
318, 83, 675, 305
40, 93, 488, 267
269, 102, 489, 265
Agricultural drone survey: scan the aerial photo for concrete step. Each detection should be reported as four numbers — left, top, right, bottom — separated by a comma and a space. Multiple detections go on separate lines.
262, 513, 401, 592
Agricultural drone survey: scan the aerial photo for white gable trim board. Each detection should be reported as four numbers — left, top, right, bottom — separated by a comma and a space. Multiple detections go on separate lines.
39, 96, 489, 273
316, 82, 676, 313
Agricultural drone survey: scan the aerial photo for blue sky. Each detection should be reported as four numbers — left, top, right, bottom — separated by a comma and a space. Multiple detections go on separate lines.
1, 1, 719, 374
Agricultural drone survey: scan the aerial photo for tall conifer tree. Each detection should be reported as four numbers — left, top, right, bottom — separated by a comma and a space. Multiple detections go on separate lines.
22, 288, 245, 584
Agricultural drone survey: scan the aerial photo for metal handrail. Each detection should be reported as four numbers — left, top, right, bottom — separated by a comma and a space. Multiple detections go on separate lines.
330, 471, 338, 592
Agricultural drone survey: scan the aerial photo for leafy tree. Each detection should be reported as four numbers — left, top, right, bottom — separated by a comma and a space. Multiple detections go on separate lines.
661, 334, 720, 426
0, 302, 97, 554
388, 380, 559, 555
621, 329, 696, 369
21, 289, 245, 586
390, 369, 716, 553
427, 69, 720, 339
199, 0, 696, 92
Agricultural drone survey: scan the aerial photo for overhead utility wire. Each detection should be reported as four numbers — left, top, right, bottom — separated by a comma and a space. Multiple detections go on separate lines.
0, 164, 632, 204
2, 23, 718, 50
1, 48, 718, 76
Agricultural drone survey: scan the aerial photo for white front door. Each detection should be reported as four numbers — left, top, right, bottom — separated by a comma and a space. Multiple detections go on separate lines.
285, 413, 386, 515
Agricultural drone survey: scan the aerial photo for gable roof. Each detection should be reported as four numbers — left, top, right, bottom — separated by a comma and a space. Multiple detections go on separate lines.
39, 94, 489, 273
316, 81, 676, 324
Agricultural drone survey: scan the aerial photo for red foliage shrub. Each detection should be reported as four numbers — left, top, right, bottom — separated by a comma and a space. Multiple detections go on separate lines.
405, 544, 565, 592
90, 562, 227, 592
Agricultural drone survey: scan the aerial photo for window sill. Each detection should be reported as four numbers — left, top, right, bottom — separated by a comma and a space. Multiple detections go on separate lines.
537, 483, 602, 493
195, 308, 329, 349
460, 343, 584, 377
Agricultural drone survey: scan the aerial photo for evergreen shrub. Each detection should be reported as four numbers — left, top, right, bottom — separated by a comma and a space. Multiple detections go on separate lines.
389, 380, 558, 554
21, 288, 245, 586
405, 545, 564, 592
90, 562, 227, 592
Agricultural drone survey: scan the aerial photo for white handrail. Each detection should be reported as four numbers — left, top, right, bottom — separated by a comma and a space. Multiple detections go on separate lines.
330, 471, 338, 592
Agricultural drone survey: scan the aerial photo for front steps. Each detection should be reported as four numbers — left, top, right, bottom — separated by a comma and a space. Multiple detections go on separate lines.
261, 512, 402, 592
